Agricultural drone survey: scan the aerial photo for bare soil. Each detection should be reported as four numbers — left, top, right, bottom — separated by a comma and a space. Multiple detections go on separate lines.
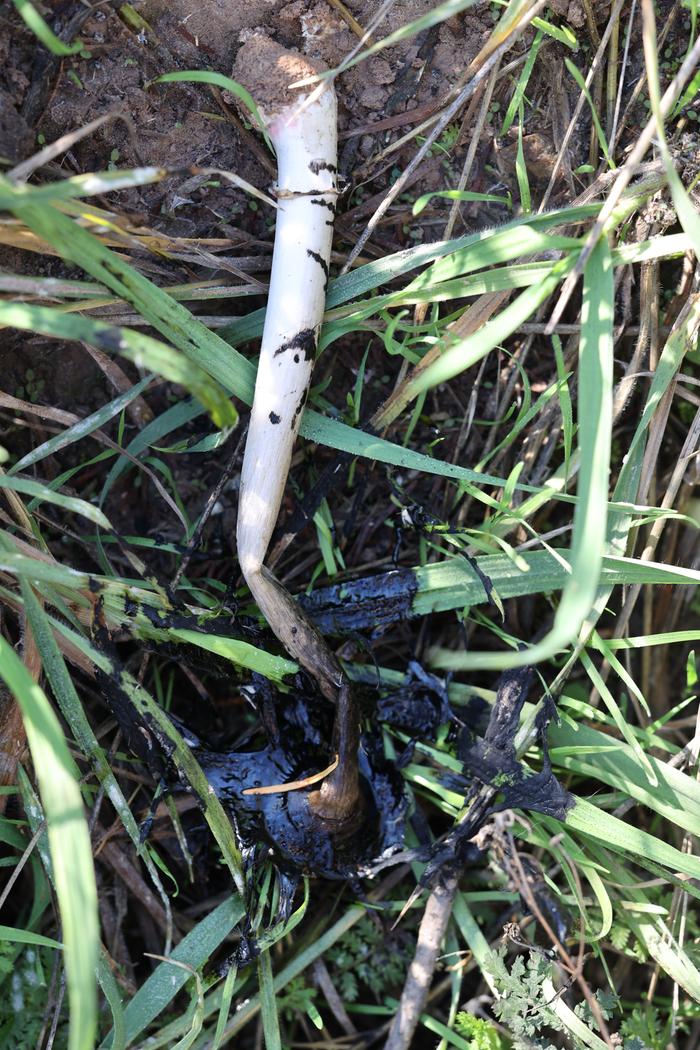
0, 0, 506, 232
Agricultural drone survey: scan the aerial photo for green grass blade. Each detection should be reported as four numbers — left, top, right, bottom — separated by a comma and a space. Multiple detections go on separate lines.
426, 239, 613, 669
549, 719, 700, 838
101, 897, 245, 1049
257, 951, 282, 1050
564, 796, 700, 880
0, 925, 62, 949
603, 852, 700, 1001
408, 255, 576, 396
97, 951, 126, 1050
212, 963, 239, 1050
565, 58, 614, 168
412, 189, 511, 215
579, 650, 657, 786
166, 629, 297, 682
0, 474, 112, 529
11, 0, 83, 55
0, 622, 98, 1050
452, 894, 497, 994
408, 225, 580, 289
500, 29, 544, 136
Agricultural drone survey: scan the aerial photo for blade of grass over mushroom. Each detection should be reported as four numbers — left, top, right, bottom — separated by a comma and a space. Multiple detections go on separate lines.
0, 541, 162, 594
11, 0, 83, 54
27, 573, 300, 682
220, 208, 679, 347
304, 549, 700, 634
72, 635, 245, 892
0, 632, 98, 1050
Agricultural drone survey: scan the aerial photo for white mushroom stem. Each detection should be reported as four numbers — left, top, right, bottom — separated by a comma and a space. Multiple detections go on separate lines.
235, 38, 359, 819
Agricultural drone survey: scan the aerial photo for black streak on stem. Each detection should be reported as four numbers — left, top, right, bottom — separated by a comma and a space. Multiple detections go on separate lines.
273, 328, 317, 362
306, 249, 329, 290
308, 159, 337, 175
310, 198, 336, 213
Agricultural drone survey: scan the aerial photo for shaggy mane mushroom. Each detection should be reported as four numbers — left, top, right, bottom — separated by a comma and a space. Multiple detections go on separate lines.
234, 36, 360, 825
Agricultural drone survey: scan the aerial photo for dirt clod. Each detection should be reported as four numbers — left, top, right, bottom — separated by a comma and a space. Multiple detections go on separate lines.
233, 33, 327, 114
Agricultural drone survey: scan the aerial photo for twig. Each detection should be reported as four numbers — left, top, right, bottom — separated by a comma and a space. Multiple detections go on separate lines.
608, 0, 638, 147
443, 61, 500, 241
383, 868, 459, 1050
323, 0, 369, 40
170, 427, 246, 593
538, 0, 626, 212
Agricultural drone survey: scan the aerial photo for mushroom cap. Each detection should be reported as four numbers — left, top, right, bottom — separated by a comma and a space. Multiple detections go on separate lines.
233, 34, 328, 119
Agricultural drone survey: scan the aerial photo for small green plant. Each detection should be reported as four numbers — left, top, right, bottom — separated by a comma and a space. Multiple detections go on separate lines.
454, 1011, 504, 1050
16, 367, 45, 403
277, 976, 322, 1029
326, 914, 412, 1003
619, 1004, 676, 1050
486, 946, 562, 1049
